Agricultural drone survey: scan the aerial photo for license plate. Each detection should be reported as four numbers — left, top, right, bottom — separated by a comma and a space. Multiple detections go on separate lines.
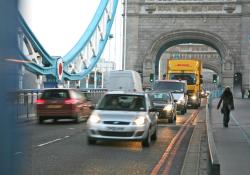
47, 105, 62, 109
107, 127, 124, 131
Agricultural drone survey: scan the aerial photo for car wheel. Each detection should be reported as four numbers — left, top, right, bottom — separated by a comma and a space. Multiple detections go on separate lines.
87, 137, 96, 145
142, 131, 151, 147
180, 109, 185, 115
38, 117, 43, 124
75, 114, 81, 123
151, 126, 157, 141
169, 116, 174, 123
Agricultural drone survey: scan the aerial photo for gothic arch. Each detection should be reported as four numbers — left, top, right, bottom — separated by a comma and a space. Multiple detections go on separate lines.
143, 29, 234, 86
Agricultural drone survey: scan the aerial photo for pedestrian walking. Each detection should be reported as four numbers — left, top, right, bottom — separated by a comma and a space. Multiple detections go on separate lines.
217, 86, 234, 127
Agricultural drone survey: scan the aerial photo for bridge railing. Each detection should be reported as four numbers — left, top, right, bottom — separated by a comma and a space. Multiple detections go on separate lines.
206, 93, 220, 175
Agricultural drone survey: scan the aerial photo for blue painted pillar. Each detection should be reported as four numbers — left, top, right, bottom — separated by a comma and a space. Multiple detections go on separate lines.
0, 0, 21, 174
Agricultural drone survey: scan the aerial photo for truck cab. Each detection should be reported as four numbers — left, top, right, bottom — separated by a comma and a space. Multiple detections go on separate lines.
166, 59, 203, 108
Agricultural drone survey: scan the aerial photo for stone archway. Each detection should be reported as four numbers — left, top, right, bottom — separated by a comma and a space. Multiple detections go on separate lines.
142, 29, 235, 87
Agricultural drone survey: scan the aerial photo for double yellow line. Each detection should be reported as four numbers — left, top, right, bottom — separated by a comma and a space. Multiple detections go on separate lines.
151, 110, 199, 175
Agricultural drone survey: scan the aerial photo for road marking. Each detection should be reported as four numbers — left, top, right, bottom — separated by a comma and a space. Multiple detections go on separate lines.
151, 110, 199, 175
68, 128, 75, 130
231, 114, 250, 146
37, 135, 71, 147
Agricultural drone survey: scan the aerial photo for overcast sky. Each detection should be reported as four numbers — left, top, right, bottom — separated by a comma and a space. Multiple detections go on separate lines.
19, 0, 123, 69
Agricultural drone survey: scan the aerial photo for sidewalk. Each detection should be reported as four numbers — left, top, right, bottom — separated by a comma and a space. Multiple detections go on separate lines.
210, 98, 250, 175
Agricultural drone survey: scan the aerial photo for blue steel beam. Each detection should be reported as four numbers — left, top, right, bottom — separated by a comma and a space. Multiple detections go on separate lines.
18, 14, 56, 66
18, 0, 118, 81
63, 0, 118, 80
18, 51, 55, 76
63, 0, 109, 65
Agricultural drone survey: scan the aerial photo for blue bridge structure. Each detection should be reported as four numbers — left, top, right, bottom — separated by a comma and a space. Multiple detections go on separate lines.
18, 0, 118, 85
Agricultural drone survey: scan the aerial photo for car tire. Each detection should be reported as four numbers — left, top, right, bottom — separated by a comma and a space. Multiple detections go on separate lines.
169, 117, 174, 123
151, 126, 157, 141
180, 109, 185, 115
142, 131, 151, 147
38, 117, 43, 124
75, 114, 81, 123
87, 137, 96, 145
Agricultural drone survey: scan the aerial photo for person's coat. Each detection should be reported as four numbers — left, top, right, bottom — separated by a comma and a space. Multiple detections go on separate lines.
217, 89, 234, 112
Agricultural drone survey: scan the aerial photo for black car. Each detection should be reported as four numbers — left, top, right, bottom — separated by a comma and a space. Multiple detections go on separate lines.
148, 91, 177, 123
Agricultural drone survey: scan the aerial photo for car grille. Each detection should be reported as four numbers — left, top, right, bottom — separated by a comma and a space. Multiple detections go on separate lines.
103, 121, 130, 125
99, 131, 134, 137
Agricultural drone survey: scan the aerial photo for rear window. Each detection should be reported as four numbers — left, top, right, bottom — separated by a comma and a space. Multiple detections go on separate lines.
41, 90, 70, 99
149, 92, 171, 101
96, 94, 146, 111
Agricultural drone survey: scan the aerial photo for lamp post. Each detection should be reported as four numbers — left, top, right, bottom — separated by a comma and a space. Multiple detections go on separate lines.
122, 0, 127, 70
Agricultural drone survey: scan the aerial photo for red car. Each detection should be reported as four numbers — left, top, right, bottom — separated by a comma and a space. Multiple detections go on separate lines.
36, 88, 92, 123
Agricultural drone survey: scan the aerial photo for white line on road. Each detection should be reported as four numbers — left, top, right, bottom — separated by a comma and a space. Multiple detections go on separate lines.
37, 135, 71, 147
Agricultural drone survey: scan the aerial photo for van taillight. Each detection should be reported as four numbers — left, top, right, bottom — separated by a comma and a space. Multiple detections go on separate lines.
64, 98, 79, 104
36, 99, 45, 104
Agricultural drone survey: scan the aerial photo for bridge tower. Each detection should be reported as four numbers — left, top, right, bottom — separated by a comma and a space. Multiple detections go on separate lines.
124, 0, 250, 90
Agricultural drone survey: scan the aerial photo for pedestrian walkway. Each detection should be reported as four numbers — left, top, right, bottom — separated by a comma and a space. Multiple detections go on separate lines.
210, 98, 250, 175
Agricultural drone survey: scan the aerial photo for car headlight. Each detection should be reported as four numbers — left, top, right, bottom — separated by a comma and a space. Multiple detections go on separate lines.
191, 95, 197, 100
163, 104, 173, 112
177, 98, 185, 104
133, 116, 146, 126
88, 114, 101, 124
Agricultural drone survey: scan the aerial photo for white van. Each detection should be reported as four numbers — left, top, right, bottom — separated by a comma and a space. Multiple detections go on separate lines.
106, 70, 143, 92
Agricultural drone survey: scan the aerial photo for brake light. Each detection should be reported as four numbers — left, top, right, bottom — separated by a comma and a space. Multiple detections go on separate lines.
64, 98, 79, 104
36, 99, 45, 104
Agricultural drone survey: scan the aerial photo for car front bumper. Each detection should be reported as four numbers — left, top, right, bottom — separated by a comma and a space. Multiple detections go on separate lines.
87, 123, 149, 141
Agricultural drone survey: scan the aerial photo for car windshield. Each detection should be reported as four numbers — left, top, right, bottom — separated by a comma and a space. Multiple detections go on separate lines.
41, 90, 70, 99
169, 73, 196, 85
153, 81, 184, 92
96, 94, 146, 111
149, 92, 170, 102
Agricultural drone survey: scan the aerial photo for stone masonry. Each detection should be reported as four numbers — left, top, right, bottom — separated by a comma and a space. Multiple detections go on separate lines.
125, 0, 250, 89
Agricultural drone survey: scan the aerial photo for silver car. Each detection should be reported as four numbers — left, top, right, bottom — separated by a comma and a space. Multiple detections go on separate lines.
87, 91, 158, 147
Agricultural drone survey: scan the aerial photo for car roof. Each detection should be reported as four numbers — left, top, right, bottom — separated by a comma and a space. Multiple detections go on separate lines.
41, 88, 77, 91
149, 90, 172, 93
155, 79, 187, 84
105, 91, 145, 96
